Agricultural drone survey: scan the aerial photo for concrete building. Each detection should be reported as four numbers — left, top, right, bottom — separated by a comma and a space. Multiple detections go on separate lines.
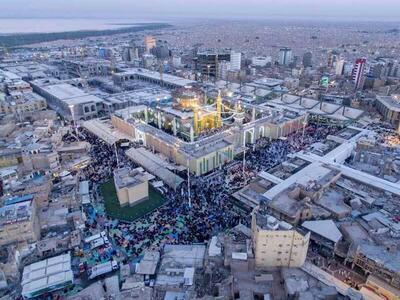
62, 59, 111, 78
144, 36, 156, 53
195, 49, 231, 79
375, 95, 400, 132
113, 167, 149, 206
230, 50, 242, 70
352, 58, 366, 90
31, 78, 103, 121
251, 208, 310, 268
279, 47, 293, 66
22, 143, 60, 174
251, 56, 272, 67
0, 195, 40, 246
335, 59, 345, 76
0, 92, 47, 116
302, 52, 312, 68
113, 68, 196, 90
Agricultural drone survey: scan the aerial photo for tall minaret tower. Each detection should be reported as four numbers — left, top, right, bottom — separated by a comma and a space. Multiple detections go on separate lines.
193, 106, 199, 135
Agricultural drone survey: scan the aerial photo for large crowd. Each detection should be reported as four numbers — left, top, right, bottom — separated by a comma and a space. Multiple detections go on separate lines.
63, 122, 341, 260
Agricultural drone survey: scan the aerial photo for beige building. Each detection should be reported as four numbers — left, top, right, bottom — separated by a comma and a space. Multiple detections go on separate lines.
375, 95, 400, 132
114, 168, 149, 206
251, 208, 310, 268
112, 114, 235, 176
364, 275, 400, 300
0, 92, 47, 115
0, 196, 40, 246
22, 150, 60, 174
144, 36, 156, 53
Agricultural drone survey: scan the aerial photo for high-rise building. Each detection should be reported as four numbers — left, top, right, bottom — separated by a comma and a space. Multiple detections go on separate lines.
230, 50, 242, 70
352, 58, 367, 90
335, 59, 345, 76
251, 209, 310, 268
144, 36, 156, 53
218, 60, 230, 80
327, 50, 339, 68
302, 52, 312, 68
368, 61, 385, 79
153, 43, 170, 59
279, 47, 293, 66
195, 49, 231, 79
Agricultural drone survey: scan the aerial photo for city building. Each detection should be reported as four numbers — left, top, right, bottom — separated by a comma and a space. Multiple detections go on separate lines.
172, 56, 182, 68
327, 50, 339, 68
113, 167, 149, 207
352, 58, 367, 90
0, 194, 40, 246
62, 59, 111, 78
0, 92, 47, 116
251, 56, 272, 67
251, 208, 310, 268
31, 78, 103, 121
335, 59, 345, 76
195, 49, 231, 79
21, 252, 73, 299
144, 36, 156, 53
302, 52, 312, 68
279, 47, 293, 66
375, 95, 400, 132
152, 42, 170, 59
113, 67, 196, 89
230, 50, 242, 70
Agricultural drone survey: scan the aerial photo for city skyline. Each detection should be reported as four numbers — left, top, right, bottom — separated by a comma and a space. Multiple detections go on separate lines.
1, 1, 400, 299
1, 0, 400, 21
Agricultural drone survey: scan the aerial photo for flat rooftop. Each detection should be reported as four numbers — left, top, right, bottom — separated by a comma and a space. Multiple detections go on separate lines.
0, 198, 33, 226
39, 83, 87, 100
115, 68, 196, 88
22, 252, 73, 297
376, 95, 400, 112
114, 167, 147, 189
255, 211, 293, 231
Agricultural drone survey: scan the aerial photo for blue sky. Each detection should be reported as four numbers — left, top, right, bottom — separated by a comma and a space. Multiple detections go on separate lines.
1, 0, 400, 21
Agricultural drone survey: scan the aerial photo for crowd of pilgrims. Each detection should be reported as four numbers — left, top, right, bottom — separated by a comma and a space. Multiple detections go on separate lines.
62, 122, 341, 258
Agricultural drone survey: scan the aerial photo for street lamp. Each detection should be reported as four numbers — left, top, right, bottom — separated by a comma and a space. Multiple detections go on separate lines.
69, 104, 79, 141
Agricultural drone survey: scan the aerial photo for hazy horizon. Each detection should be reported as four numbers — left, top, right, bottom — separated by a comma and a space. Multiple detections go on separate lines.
1, 0, 400, 22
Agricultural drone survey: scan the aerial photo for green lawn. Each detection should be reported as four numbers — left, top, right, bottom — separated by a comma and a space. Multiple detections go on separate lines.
100, 179, 166, 222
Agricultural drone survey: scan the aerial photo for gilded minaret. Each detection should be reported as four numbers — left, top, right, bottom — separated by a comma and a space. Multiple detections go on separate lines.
216, 90, 222, 128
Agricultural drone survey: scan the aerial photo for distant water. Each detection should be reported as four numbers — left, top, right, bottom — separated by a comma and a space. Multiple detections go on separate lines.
0, 18, 156, 34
